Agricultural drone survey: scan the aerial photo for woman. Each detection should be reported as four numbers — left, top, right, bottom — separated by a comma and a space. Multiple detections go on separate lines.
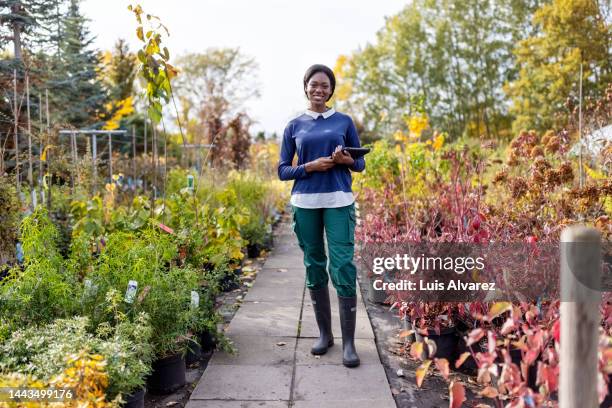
277, 64, 365, 368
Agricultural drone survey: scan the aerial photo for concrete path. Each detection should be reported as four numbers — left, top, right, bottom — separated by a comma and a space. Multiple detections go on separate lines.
187, 221, 396, 408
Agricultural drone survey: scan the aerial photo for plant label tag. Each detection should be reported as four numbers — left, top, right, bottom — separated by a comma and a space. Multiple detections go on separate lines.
191, 290, 200, 309
125, 280, 138, 304
187, 174, 194, 191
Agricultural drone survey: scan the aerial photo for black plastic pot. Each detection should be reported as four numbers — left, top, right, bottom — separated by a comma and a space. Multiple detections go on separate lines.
220, 270, 240, 292
185, 338, 202, 365
414, 326, 459, 361
247, 243, 261, 258
455, 336, 479, 373
263, 233, 274, 250
122, 387, 145, 408
367, 277, 388, 304
199, 330, 217, 352
146, 353, 186, 394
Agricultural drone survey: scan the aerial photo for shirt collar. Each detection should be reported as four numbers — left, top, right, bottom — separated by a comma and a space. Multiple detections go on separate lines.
304, 108, 336, 120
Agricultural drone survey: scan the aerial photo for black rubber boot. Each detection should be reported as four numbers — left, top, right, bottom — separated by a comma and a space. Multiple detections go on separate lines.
338, 295, 360, 368
309, 286, 334, 355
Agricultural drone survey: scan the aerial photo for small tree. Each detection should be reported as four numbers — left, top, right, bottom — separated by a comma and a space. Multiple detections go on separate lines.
175, 48, 260, 167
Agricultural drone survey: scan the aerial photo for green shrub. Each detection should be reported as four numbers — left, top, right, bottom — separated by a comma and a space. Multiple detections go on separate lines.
0, 314, 153, 398
82, 229, 207, 358
0, 209, 78, 335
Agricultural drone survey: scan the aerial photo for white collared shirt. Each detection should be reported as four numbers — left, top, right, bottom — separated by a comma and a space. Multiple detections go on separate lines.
304, 108, 336, 120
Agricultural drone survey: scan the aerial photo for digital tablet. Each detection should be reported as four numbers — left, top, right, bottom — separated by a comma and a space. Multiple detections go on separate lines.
342, 147, 371, 159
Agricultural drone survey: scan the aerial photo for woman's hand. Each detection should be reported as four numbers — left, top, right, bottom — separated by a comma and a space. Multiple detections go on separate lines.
305, 157, 335, 173
331, 145, 355, 166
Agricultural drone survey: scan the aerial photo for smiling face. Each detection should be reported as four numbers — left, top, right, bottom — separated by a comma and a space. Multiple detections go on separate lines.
305, 72, 332, 110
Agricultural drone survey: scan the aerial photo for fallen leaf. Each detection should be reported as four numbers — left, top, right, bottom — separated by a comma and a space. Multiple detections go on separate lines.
434, 358, 450, 380
391, 388, 400, 395
455, 352, 472, 369
410, 341, 424, 360
276, 342, 287, 346
415, 359, 432, 388
449, 380, 466, 408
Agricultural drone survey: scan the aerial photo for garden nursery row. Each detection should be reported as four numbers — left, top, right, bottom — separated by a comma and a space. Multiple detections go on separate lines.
0, 164, 289, 406
353, 122, 611, 406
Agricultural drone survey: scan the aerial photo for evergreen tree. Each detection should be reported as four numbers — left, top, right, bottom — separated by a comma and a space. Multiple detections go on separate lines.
102, 38, 137, 102
47, 0, 105, 127
0, 0, 63, 59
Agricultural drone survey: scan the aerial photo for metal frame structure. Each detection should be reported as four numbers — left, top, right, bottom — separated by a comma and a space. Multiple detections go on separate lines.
58, 129, 127, 193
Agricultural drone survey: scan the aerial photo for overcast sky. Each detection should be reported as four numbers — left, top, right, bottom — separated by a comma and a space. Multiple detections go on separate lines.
81, 0, 407, 136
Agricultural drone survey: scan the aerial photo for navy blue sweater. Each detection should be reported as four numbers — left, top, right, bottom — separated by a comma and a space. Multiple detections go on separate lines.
278, 111, 365, 195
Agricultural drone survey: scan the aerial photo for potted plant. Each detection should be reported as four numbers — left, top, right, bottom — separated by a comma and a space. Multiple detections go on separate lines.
81, 229, 206, 394
128, 265, 203, 394
0, 209, 78, 335
409, 302, 461, 361
0, 314, 153, 406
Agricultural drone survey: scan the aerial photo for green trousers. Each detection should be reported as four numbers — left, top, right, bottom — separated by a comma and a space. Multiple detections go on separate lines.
292, 204, 357, 297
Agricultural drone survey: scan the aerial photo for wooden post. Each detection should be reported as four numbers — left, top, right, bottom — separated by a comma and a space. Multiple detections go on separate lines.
143, 118, 147, 193
38, 93, 43, 199
153, 125, 157, 189
91, 133, 97, 193
162, 130, 167, 223
45, 89, 50, 211
578, 63, 584, 188
132, 125, 136, 186
108, 133, 112, 181
143, 117, 147, 156
559, 225, 601, 408
25, 73, 33, 195
70, 131, 76, 192
13, 69, 20, 199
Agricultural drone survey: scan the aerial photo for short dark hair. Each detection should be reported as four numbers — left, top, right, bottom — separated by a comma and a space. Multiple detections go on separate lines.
303, 64, 336, 101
